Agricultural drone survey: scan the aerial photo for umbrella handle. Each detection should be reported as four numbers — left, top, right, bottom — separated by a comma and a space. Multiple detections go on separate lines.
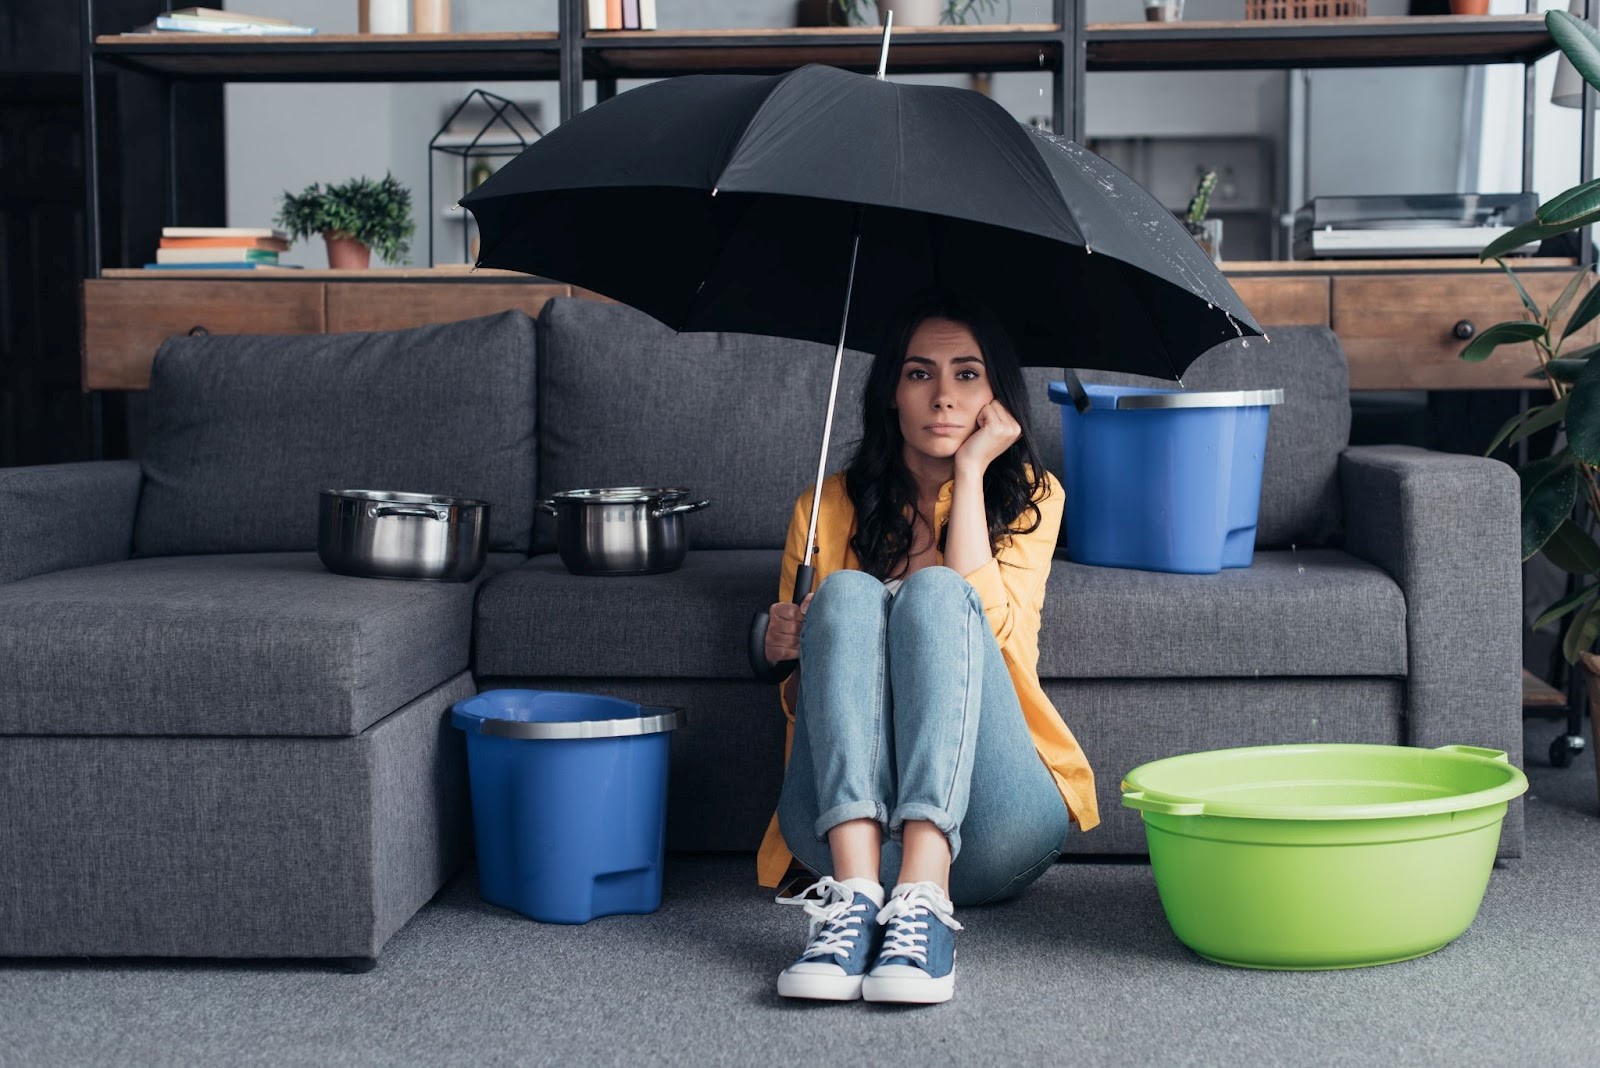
749, 564, 814, 684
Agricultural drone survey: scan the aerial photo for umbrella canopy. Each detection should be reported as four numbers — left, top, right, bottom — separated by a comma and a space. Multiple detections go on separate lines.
461, 62, 1263, 379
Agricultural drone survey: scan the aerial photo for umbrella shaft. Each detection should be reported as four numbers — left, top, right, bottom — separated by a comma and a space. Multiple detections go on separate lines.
803, 206, 865, 573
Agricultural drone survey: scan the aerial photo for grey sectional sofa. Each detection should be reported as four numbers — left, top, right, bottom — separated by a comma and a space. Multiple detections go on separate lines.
0, 297, 1523, 965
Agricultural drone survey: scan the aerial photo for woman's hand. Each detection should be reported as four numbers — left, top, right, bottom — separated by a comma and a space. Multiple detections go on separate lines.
764, 592, 814, 665
954, 399, 1021, 474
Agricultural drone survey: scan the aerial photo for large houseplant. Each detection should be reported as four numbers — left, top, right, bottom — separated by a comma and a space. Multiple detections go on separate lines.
1466, 7, 1600, 760
276, 172, 415, 268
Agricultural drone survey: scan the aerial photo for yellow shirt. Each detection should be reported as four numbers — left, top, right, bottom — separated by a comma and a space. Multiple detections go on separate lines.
755, 467, 1100, 888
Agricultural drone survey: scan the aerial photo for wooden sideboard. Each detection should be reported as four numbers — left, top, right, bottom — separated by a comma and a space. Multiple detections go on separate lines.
81, 260, 1594, 392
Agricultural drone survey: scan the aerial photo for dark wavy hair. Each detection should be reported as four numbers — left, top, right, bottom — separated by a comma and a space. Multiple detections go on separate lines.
845, 290, 1050, 581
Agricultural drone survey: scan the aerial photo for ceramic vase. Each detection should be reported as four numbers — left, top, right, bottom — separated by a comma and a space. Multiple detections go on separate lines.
877, 0, 945, 25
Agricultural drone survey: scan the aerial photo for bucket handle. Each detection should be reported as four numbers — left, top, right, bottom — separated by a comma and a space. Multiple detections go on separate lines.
1120, 790, 1205, 816
1433, 744, 1509, 763
478, 707, 686, 740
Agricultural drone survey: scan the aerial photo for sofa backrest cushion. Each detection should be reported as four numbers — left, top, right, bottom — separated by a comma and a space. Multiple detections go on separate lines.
135, 310, 538, 556
1077, 326, 1350, 549
534, 298, 871, 552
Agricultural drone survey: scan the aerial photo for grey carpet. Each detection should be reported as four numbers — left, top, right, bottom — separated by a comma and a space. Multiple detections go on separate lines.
3, 718, 1597, 1067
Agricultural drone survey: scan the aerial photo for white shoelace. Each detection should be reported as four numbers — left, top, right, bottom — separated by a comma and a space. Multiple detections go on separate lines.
875, 881, 963, 966
775, 876, 872, 960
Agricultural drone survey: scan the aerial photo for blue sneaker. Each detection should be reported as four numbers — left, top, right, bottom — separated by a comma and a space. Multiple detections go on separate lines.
775, 876, 884, 1001
862, 881, 963, 1005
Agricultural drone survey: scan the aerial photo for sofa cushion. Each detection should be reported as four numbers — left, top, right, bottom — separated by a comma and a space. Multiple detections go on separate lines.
1038, 549, 1406, 678
1079, 326, 1351, 549
474, 550, 776, 679
135, 310, 538, 556
533, 298, 871, 552
0, 553, 521, 737
474, 548, 1404, 681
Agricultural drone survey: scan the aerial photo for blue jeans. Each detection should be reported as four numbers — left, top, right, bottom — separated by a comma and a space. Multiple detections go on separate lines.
776, 567, 1070, 907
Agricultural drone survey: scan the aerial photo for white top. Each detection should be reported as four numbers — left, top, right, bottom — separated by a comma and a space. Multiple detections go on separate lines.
883, 577, 905, 597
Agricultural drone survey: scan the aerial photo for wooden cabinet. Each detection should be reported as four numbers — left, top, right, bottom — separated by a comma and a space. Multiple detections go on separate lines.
81, 280, 324, 390
81, 265, 1592, 392
1331, 272, 1595, 390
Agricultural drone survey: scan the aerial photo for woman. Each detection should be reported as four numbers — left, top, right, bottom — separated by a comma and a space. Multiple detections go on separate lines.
754, 291, 1099, 1006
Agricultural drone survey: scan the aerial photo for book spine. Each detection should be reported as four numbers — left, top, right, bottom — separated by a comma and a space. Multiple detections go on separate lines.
606, 0, 622, 30
623, 0, 639, 30
640, 0, 656, 29
586, 0, 607, 30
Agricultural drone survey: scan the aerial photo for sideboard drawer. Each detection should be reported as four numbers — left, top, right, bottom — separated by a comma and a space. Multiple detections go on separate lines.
1229, 276, 1329, 327
82, 280, 325, 390
1332, 272, 1596, 390
325, 282, 570, 333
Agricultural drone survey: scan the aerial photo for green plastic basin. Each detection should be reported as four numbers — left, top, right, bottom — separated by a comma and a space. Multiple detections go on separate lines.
1120, 743, 1528, 970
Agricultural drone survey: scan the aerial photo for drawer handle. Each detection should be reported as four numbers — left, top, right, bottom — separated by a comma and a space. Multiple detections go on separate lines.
188, 325, 210, 337
1452, 320, 1476, 341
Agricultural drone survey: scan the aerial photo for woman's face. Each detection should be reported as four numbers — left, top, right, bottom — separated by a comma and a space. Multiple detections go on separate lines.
892, 316, 994, 465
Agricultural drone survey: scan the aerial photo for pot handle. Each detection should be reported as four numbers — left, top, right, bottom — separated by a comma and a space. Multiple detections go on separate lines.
652, 499, 711, 519
1120, 790, 1205, 816
371, 504, 449, 521
537, 499, 560, 515
1433, 744, 1509, 763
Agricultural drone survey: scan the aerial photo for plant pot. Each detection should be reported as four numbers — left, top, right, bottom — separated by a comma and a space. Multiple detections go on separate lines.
1449, 0, 1490, 13
1184, 218, 1222, 263
324, 232, 372, 269
877, 0, 944, 25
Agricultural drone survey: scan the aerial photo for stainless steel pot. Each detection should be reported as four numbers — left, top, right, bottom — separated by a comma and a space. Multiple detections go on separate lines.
538, 487, 710, 576
318, 489, 490, 582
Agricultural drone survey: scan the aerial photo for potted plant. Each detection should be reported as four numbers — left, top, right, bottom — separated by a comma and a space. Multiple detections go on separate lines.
834, 0, 1010, 26
1184, 170, 1221, 262
1463, 8, 1600, 768
276, 172, 415, 269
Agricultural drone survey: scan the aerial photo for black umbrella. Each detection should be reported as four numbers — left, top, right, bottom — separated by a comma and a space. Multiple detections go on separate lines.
461, 31, 1264, 680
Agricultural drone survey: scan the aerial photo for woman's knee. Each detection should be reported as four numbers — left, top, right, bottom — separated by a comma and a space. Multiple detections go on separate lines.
890, 566, 980, 631
807, 569, 888, 635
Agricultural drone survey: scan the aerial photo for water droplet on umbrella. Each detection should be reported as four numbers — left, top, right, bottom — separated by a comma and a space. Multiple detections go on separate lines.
1241, 340, 1250, 348
1297, 565, 1305, 574
711, 188, 718, 196
1086, 245, 1093, 255
1206, 302, 1213, 310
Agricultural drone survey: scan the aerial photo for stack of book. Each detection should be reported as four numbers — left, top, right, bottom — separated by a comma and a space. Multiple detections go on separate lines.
145, 227, 298, 271
586, 0, 658, 30
147, 7, 316, 35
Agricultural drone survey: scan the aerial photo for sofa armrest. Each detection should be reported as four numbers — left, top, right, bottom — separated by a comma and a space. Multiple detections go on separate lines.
0, 461, 141, 584
1339, 445, 1524, 853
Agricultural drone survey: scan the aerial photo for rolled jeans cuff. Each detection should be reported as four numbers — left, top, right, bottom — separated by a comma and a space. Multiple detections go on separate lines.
889, 802, 962, 862
814, 800, 889, 843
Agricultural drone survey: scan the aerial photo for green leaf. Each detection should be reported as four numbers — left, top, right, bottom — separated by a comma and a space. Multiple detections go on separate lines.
1563, 591, 1600, 663
1459, 320, 1548, 362
1550, 8, 1600, 99
1521, 453, 1579, 560
1481, 218, 1569, 260
1527, 356, 1593, 382
1551, 269, 1591, 333
1539, 178, 1600, 227
1564, 280, 1600, 339
1533, 581, 1597, 630
1509, 396, 1569, 449
1541, 518, 1600, 576
1499, 259, 1542, 321
1565, 382, 1600, 464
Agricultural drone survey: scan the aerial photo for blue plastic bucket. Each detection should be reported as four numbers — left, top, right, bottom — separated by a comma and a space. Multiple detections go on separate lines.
450, 689, 685, 924
1048, 382, 1284, 574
